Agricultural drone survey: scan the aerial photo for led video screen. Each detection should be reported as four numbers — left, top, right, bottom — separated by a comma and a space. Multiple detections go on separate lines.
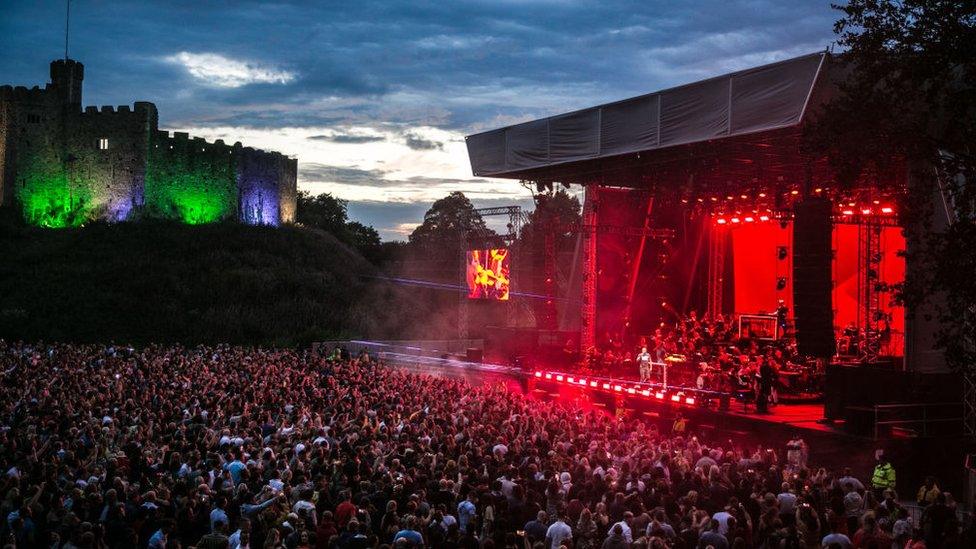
466, 248, 511, 301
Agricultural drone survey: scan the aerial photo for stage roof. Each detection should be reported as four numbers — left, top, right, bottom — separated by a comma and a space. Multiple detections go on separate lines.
466, 52, 828, 181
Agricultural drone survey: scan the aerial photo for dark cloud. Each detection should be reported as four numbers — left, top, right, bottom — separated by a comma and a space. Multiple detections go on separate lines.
299, 163, 389, 185
403, 132, 444, 151
307, 134, 386, 144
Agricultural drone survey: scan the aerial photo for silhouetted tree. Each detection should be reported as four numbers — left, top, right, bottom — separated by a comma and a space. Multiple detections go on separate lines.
408, 192, 494, 252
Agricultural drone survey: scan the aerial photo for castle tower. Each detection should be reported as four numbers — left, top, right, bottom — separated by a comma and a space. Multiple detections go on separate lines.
50, 59, 84, 112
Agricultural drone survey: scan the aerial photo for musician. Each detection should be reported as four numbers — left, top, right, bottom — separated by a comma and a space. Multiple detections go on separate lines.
756, 356, 775, 414
636, 347, 652, 382
776, 299, 788, 334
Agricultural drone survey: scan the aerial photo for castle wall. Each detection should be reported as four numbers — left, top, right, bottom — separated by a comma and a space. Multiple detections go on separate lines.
63, 103, 156, 222
146, 131, 239, 224
0, 84, 78, 227
237, 147, 299, 226
279, 157, 298, 224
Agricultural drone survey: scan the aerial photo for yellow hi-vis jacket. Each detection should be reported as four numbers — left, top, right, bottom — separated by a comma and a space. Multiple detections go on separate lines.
872, 462, 896, 490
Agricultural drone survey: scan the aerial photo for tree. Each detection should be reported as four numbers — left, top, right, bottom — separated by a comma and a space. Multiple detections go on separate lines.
296, 191, 388, 263
408, 192, 494, 251
808, 1, 976, 373
296, 191, 348, 235
520, 188, 582, 250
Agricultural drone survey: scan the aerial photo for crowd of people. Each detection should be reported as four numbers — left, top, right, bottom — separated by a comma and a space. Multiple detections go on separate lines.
0, 341, 970, 549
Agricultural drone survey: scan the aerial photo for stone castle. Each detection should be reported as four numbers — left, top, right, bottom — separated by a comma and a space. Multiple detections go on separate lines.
0, 59, 297, 227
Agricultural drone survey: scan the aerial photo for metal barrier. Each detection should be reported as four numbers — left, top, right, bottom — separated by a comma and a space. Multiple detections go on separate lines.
871, 402, 964, 439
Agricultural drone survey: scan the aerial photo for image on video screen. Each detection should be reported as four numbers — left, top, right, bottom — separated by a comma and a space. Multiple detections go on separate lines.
465, 248, 511, 301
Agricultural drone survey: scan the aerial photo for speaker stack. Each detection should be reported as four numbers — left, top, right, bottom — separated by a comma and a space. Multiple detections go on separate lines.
792, 198, 835, 358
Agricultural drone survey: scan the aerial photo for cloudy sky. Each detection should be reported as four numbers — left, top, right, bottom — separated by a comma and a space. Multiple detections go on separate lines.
1, 1, 840, 239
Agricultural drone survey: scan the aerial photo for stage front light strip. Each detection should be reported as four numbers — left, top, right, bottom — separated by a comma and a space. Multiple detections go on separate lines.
533, 370, 709, 407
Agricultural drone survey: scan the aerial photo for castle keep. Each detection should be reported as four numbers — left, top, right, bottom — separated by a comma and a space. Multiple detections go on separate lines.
0, 59, 297, 227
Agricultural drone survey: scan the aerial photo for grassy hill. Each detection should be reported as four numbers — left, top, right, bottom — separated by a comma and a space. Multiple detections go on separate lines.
0, 220, 379, 347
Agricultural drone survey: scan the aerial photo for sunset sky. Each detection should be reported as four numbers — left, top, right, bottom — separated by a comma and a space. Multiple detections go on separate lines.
1, 1, 839, 239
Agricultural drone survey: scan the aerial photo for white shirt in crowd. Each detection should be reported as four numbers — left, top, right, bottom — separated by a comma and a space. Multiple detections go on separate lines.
608, 521, 632, 543
546, 519, 573, 549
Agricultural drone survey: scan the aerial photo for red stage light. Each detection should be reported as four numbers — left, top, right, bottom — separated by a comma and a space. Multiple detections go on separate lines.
590, 380, 598, 387
602, 383, 610, 390
556, 375, 564, 381
627, 388, 636, 394
578, 378, 587, 385
758, 192, 767, 198
716, 218, 727, 225
861, 208, 872, 215
731, 217, 740, 224
710, 196, 718, 201
670, 394, 681, 402
641, 390, 651, 397
613, 385, 622, 392
744, 216, 754, 222
685, 397, 696, 405
842, 209, 854, 216
815, 188, 823, 193
655, 392, 665, 399
535, 371, 542, 377
545, 373, 553, 379
759, 215, 770, 221
881, 207, 893, 214
740, 194, 747, 199
790, 190, 799, 195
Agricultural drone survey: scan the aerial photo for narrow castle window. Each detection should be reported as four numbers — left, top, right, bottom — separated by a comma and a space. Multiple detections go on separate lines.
98, 138, 109, 150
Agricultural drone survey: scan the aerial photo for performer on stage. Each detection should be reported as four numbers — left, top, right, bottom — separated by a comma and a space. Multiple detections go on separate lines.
637, 346, 652, 382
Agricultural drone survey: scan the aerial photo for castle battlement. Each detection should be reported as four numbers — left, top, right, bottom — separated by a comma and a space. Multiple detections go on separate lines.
79, 102, 156, 120
0, 85, 53, 102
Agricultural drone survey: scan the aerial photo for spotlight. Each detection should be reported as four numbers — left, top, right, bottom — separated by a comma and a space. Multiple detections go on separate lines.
602, 383, 610, 390
556, 375, 564, 381
790, 190, 799, 195
744, 216, 754, 222
731, 217, 741, 224
842, 209, 854, 216
881, 207, 893, 214
716, 218, 727, 225
545, 373, 553, 379
655, 391, 665, 399
685, 397, 696, 405
776, 277, 787, 290
535, 371, 542, 377
861, 208, 872, 215
641, 390, 651, 397
613, 385, 623, 392
590, 380, 598, 387
758, 192, 767, 198
567, 377, 575, 383
759, 215, 770, 222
